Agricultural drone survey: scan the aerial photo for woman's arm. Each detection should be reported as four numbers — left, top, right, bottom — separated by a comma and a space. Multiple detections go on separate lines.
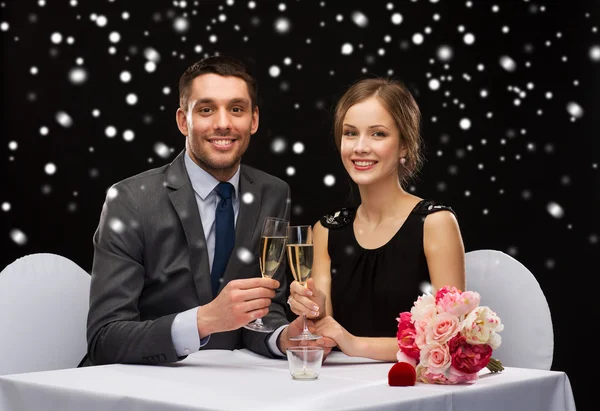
314, 317, 398, 362
423, 210, 466, 292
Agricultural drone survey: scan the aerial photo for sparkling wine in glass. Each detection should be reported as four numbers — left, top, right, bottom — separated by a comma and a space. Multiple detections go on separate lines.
243, 217, 288, 333
287, 225, 321, 341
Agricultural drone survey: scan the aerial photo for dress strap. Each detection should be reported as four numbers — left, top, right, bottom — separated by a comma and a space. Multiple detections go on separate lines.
411, 200, 456, 216
320, 207, 357, 229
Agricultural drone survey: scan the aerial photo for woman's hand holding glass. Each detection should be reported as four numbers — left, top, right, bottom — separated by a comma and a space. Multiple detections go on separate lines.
288, 278, 325, 320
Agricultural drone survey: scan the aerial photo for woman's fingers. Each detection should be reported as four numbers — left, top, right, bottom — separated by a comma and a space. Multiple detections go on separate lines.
288, 293, 319, 317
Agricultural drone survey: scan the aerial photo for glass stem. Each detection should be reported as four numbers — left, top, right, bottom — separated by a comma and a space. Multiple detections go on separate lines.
302, 314, 309, 334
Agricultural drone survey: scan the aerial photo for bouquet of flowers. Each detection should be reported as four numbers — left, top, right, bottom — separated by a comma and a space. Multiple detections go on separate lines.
396, 286, 504, 384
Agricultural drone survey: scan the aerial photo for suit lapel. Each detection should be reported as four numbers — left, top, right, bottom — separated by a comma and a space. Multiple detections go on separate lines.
166, 151, 212, 303
220, 167, 262, 289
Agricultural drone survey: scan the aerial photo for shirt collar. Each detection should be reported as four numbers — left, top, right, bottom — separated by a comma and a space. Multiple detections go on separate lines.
184, 149, 240, 201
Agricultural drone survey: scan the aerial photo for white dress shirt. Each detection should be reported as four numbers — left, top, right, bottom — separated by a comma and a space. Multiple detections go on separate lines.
170, 150, 285, 357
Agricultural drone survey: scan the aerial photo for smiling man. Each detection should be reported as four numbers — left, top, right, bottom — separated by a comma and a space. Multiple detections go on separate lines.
85, 56, 316, 366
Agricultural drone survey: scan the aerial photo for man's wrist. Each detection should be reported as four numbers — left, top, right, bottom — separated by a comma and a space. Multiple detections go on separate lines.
277, 325, 289, 354
196, 304, 218, 338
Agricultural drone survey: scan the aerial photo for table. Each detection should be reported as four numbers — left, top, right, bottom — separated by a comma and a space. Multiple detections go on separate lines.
0, 349, 576, 411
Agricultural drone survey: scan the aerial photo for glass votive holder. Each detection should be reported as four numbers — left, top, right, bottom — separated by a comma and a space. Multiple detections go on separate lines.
286, 347, 324, 380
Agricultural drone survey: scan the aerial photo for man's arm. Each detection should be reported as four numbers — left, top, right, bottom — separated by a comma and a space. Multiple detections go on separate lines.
86, 183, 179, 365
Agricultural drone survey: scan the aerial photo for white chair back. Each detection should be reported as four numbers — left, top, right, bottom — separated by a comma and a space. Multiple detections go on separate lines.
0, 253, 90, 375
465, 249, 554, 370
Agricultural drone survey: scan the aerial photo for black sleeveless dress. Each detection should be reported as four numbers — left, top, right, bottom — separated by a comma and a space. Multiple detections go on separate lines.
320, 199, 456, 338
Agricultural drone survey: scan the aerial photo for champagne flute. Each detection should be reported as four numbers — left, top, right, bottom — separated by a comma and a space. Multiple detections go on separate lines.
243, 217, 288, 333
287, 225, 321, 341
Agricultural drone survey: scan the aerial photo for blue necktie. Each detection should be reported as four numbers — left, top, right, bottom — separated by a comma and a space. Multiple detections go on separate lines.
211, 182, 235, 297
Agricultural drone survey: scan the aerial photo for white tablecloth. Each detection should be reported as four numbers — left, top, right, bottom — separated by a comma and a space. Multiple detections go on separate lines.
0, 349, 576, 411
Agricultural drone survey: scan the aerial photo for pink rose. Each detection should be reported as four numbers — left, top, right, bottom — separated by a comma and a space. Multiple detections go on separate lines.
397, 350, 418, 367
416, 365, 449, 384
448, 335, 492, 374
425, 312, 461, 345
397, 312, 420, 359
436, 288, 481, 317
398, 328, 420, 360
447, 366, 479, 384
397, 312, 413, 332
419, 342, 451, 374
435, 286, 459, 304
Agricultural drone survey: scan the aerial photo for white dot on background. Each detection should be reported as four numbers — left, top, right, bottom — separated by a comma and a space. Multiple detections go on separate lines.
286, 166, 295, 176
341, 43, 354, 55
428, 79, 440, 90
56, 111, 73, 127
242, 192, 254, 204
96, 15, 107, 27
10, 229, 28, 246
436, 45, 453, 61
351, 11, 368, 28
120, 71, 131, 82
50, 32, 62, 44
68, 67, 87, 84
105, 125, 117, 138
40, 126, 49, 135
292, 142, 305, 154
566, 102, 584, 118
499, 55, 516, 72
45, 163, 57, 175
323, 174, 336, 186
145, 61, 157, 72
126, 93, 138, 105
463, 33, 475, 45
106, 186, 119, 200
109, 32, 121, 44
459, 118, 471, 130
108, 218, 125, 234
173, 17, 190, 33
269, 65, 281, 77
412, 33, 424, 45
30, 66, 38, 75
546, 201, 564, 219
271, 137, 287, 153
92, 109, 100, 117
391, 13, 403, 25
274, 17, 291, 34
590, 45, 600, 62
1, 202, 11, 212
236, 247, 254, 264
154, 142, 171, 158
1, 22, 9, 32
8, 141, 18, 150
123, 129, 135, 141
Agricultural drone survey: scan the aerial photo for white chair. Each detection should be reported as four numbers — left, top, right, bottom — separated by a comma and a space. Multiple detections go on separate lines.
465, 249, 554, 370
0, 253, 90, 375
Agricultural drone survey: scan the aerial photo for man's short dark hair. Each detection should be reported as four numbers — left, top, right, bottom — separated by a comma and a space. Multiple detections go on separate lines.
178, 55, 258, 111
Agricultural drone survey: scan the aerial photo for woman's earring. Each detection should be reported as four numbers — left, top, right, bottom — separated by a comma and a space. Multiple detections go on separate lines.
399, 157, 407, 165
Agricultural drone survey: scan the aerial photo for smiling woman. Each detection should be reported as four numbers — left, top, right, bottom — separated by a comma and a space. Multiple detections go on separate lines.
286, 77, 467, 363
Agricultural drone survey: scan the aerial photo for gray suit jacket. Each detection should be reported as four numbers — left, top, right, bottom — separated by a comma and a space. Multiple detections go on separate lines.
86, 150, 291, 365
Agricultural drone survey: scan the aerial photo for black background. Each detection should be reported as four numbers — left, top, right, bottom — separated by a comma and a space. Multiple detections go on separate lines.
2, 0, 598, 407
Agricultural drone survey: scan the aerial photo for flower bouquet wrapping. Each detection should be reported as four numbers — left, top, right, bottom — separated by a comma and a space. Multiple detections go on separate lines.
396, 286, 504, 384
